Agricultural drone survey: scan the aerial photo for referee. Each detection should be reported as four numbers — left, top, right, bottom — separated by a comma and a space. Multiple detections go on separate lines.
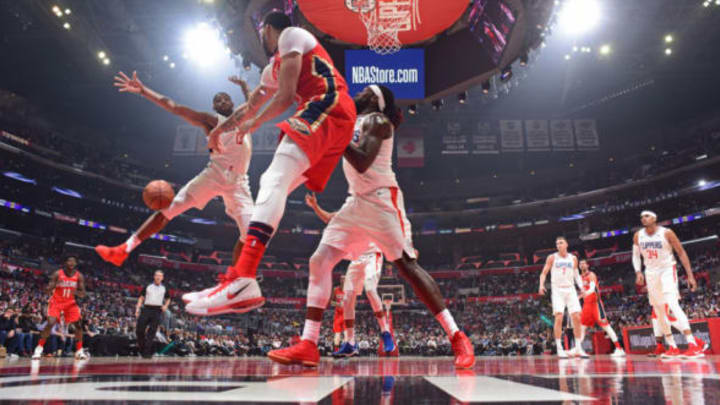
136, 270, 170, 359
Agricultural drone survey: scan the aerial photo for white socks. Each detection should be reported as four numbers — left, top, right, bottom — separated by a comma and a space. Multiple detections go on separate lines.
301, 320, 321, 344
435, 309, 459, 338
345, 327, 355, 345
125, 234, 140, 253
665, 334, 677, 348
601, 324, 619, 343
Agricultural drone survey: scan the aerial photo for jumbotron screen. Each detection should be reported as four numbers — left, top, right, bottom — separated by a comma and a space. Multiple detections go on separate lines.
468, 0, 517, 65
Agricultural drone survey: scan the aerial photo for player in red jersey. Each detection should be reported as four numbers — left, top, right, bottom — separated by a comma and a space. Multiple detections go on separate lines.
578, 259, 625, 357
186, 11, 356, 315
32, 256, 88, 360
331, 283, 345, 352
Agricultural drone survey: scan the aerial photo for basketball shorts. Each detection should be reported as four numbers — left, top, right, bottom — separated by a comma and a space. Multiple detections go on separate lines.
48, 300, 81, 323
333, 311, 345, 334
646, 266, 679, 306
162, 161, 254, 241
344, 248, 384, 296
551, 286, 581, 315
321, 187, 417, 262
580, 295, 609, 327
276, 91, 356, 193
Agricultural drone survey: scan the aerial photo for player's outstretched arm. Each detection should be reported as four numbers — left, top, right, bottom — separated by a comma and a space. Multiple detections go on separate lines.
538, 255, 553, 295
75, 273, 87, 299
344, 113, 392, 174
113, 70, 217, 132
46, 271, 59, 295
666, 229, 696, 291
235, 52, 302, 135
305, 193, 336, 224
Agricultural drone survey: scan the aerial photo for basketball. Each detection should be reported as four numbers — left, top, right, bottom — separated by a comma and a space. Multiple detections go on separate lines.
142, 180, 174, 211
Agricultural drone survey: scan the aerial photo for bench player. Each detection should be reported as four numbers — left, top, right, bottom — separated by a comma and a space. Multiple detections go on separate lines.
304, 192, 395, 357
539, 237, 587, 358
633, 210, 703, 358
267, 85, 474, 368
32, 256, 88, 360
578, 259, 625, 357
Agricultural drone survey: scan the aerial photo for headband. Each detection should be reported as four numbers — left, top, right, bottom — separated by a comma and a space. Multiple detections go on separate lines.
640, 210, 657, 218
369, 85, 386, 112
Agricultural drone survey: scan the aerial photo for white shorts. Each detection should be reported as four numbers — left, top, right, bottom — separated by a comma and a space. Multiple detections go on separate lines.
646, 266, 679, 307
551, 286, 581, 315
321, 187, 416, 262
162, 162, 254, 240
344, 247, 384, 296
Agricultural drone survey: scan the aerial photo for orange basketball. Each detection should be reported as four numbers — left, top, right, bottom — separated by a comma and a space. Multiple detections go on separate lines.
142, 180, 174, 211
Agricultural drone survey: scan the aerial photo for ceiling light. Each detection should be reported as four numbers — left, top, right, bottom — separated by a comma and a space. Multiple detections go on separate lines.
599, 44, 611, 55
665, 48, 672, 55
63, 22, 71, 30
98, 51, 106, 59
664, 34, 673, 43
557, 0, 601, 35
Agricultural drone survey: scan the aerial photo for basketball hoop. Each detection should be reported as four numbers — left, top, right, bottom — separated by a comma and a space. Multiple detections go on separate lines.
347, 0, 421, 55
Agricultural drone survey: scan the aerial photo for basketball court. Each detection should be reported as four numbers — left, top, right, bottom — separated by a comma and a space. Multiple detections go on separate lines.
1, 356, 718, 403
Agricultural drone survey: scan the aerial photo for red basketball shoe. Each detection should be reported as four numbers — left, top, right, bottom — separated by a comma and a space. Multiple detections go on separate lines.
268, 339, 320, 367
451, 331, 475, 369
95, 243, 129, 267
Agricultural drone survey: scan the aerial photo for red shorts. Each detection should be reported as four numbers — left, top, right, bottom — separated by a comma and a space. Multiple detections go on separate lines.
580, 296, 608, 327
48, 299, 81, 323
333, 311, 345, 334
277, 91, 356, 192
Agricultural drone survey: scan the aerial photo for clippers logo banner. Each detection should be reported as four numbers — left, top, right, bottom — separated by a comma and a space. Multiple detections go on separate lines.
345, 49, 425, 99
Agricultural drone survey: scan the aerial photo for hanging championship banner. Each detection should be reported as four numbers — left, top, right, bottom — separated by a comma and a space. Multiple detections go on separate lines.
441, 121, 469, 154
473, 121, 499, 154
550, 120, 575, 151
574, 119, 600, 151
525, 120, 550, 152
173, 125, 204, 156
499, 120, 524, 152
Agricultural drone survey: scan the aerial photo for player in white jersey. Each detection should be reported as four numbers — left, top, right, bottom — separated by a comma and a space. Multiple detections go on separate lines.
633, 210, 703, 358
303, 192, 395, 357
267, 85, 474, 369
539, 236, 587, 358
95, 69, 274, 275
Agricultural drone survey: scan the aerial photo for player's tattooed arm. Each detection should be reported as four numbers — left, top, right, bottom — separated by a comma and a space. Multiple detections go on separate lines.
666, 229, 696, 291
344, 113, 392, 174
46, 271, 59, 295
113, 70, 217, 132
75, 273, 87, 299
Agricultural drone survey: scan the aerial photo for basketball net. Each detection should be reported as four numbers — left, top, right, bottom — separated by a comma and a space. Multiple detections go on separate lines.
349, 0, 421, 55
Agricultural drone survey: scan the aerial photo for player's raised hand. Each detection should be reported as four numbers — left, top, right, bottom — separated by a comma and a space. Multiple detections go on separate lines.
229, 75, 248, 88
305, 193, 318, 209
113, 71, 144, 94
635, 271, 645, 286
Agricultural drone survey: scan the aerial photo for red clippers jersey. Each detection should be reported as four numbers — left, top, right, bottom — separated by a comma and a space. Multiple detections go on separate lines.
272, 43, 349, 107
333, 287, 344, 317
52, 269, 79, 303
582, 272, 599, 302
